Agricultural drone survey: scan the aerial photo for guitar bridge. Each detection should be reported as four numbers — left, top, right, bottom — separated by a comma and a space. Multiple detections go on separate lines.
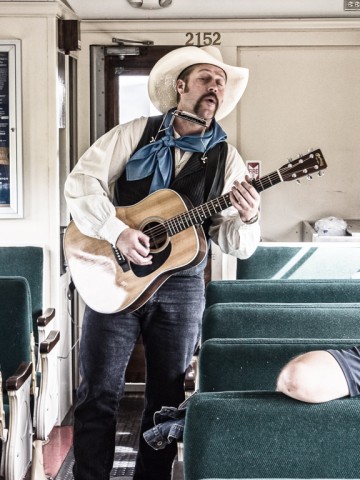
112, 245, 130, 272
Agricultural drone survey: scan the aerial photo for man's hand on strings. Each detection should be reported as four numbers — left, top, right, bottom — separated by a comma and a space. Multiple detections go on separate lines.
116, 228, 152, 265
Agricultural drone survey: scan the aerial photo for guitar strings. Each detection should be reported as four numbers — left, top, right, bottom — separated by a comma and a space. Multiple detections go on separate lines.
139, 164, 309, 242
140, 171, 279, 241
141, 194, 231, 241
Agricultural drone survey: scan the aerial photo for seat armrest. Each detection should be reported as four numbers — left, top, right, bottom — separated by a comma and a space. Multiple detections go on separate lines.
37, 307, 55, 327
5, 362, 32, 391
39, 330, 60, 354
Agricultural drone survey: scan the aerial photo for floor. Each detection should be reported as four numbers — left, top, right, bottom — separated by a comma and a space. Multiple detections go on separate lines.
3, 391, 185, 480
49, 393, 175, 480
23, 411, 74, 480
21, 393, 143, 480
44, 425, 73, 479
55, 394, 143, 480
46, 393, 183, 480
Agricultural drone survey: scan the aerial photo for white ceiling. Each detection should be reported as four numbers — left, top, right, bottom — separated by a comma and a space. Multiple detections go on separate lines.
66, 0, 360, 20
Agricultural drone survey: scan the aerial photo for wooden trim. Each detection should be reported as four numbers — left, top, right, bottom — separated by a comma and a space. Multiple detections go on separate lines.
39, 330, 61, 354
37, 307, 56, 327
6, 362, 32, 391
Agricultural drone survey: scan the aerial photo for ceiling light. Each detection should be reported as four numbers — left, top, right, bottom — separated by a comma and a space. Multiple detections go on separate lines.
126, 0, 172, 9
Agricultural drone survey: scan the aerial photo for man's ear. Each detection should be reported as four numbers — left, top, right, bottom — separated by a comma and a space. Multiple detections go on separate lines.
176, 79, 185, 94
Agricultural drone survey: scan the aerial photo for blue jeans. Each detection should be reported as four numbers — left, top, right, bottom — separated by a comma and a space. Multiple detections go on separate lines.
73, 274, 204, 480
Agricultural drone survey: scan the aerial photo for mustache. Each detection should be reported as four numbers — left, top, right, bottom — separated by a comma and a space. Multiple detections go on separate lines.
201, 92, 219, 105
194, 92, 219, 114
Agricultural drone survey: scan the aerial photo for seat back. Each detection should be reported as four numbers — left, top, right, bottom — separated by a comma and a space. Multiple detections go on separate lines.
0, 275, 37, 479
184, 391, 360, 480
202, 302, 360, 342
0, 246, 44, 341
236, 243, 360, 280
198, 338, 360, 392
0, 276, 32, 386
205, 278, 360, 308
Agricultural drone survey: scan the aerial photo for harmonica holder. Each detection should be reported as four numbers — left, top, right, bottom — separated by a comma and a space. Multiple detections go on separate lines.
171, 110, 208, 162
150, 110, 209, 163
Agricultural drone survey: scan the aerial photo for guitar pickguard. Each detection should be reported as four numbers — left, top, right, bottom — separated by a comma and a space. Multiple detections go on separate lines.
130, 242, 172, 278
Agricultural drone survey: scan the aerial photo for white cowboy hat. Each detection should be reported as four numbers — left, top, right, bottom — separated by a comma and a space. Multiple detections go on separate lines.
148, 45, 249, 121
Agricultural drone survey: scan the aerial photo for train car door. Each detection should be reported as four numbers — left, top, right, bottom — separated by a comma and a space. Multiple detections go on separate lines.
90, 44, 179, 387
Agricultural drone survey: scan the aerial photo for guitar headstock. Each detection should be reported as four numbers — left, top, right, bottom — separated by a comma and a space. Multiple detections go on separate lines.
280, 149, 327, 183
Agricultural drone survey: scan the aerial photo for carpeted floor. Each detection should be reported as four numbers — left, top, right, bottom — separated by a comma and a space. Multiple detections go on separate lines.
55, 394, 144, 480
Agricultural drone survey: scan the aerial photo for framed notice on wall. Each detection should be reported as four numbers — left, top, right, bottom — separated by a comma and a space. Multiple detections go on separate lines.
0, 39, 23, 218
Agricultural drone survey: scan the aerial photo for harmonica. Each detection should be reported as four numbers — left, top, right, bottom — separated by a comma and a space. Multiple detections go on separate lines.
171, 110, 207, 127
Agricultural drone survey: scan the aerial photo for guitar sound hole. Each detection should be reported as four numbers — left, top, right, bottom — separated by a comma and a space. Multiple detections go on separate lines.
131, 241, 171, 278
131, 220, 171, 278
144, 221, 168, 253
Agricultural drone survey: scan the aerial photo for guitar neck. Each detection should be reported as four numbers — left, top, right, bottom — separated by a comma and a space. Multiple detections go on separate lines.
253, 168, 283, 192
165, 169, 282, 236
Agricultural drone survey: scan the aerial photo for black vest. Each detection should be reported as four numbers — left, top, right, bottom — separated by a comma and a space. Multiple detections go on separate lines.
114, 115, 228, 239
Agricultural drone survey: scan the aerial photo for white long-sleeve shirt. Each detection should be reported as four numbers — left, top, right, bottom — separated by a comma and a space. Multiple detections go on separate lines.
64, 116, 260, 259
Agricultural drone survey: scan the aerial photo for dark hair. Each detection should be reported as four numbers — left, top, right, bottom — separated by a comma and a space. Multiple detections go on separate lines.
177, 64, 197, 82
176, 64, 197, 102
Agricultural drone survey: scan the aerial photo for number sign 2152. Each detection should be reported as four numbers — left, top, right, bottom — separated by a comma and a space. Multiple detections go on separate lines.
185, 32, 221, 46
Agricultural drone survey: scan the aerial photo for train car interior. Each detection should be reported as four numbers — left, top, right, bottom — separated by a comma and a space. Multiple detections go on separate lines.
0, 0, 360, 479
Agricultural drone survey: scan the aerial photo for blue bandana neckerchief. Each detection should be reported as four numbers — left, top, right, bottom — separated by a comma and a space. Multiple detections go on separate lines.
125, 109, 227, 194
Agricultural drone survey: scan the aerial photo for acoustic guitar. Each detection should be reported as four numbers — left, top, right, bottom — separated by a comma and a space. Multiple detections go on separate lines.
64, 148, 327, 314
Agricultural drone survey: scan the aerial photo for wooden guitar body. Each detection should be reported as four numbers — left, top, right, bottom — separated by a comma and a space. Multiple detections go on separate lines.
64, 189, 208, 314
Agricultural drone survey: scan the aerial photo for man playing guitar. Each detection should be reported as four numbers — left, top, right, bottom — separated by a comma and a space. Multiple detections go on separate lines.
64, 45, 260, 480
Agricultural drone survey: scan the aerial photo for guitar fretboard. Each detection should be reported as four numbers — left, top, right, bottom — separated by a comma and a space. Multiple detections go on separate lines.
165, 193, 232, 235
254, 170, 283, 191
164, 169, 283, 236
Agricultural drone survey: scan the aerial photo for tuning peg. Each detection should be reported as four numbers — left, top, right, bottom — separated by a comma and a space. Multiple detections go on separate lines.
308, 147, 314, 153
307, 174, 312, 180
296, 179, 301, 184
318, 171, 324, 177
